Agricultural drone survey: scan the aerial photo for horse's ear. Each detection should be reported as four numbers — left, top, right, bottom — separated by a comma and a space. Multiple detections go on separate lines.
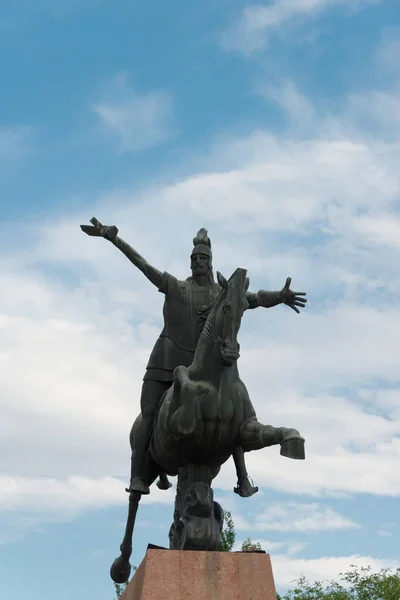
217, 271, 228, 289
244, 277, 249, 291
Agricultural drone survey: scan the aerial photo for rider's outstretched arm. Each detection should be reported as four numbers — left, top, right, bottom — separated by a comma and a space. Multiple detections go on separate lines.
111, 235, 163, 288
84, 219, 164, 288
246, 290, 282, 310
246, 278, 307, 313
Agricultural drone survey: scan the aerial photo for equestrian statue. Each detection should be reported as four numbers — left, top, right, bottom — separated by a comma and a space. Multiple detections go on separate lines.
80, 217, 307, 583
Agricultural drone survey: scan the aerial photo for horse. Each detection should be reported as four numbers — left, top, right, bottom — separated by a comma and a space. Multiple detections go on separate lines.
110, 268, 305, 583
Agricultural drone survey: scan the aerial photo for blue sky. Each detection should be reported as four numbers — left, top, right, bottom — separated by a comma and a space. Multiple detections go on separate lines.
1, 0, 400, 598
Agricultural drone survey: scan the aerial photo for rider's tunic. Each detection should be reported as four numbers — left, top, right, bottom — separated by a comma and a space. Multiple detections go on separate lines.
144, 272, 221, 383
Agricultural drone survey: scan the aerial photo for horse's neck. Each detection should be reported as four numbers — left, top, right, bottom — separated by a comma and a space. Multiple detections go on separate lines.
188, 334, 221, 386
188, 311, 223, 387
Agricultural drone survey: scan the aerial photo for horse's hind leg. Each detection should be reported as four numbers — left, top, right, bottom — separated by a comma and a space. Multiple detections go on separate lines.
110, 491, 140, 584
144, 452, 167, 490
232, 446, 258, 498
110, 455, 163, 584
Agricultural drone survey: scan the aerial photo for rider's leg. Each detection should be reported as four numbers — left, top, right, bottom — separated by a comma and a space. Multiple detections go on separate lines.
232, 446, 258, 498
127, 379, 170, 494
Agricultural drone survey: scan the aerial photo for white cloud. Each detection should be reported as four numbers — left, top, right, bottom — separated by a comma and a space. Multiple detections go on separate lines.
271, 554, 399, 589
344, 91, 400, 139
376, 521, 396, 537
92, 73, 173, 152
0, 476, 124, 514
377, 529, 394, 537
231, 532, 398, 592
353, 214, 400, 248
1, 112, 400, 500
286, 542, 310, 556
0, 475, 173, 514
0, 36, 400, 560
221, 0, 384, 55
232, 538, 286, 552
234, 502, 360, 532
262, 80, 315, 126
1, 177, 399, 504
0, 474, 175, 540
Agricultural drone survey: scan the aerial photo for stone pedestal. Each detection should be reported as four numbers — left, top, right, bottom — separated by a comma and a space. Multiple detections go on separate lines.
121, 548, 277, 600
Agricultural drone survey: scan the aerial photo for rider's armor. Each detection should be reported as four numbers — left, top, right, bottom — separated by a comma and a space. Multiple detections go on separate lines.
144, 228, 220, 382
144, 272, 221, 382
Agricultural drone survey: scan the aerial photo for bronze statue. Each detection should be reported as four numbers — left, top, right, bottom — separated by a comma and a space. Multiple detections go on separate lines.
80, 217, 307, 583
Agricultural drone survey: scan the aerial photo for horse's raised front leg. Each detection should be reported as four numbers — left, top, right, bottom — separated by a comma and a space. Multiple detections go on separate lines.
110, 454, 162, 584
239, 418, 305, 459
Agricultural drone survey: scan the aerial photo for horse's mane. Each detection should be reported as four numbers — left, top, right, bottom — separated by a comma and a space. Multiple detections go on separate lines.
196, 268, 248, 339
196, 286, 226, 342
197, 301, 215, 330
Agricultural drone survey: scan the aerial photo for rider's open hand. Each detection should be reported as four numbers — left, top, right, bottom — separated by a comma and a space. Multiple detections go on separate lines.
280, 277, 307, 314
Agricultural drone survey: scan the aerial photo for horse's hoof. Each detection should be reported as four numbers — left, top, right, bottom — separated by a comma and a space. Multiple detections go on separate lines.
110, 556, 131, 584
233, 487, 258, 498
157, 478, 172, 490
280, 437, 305, 460
125, 477, 150, 495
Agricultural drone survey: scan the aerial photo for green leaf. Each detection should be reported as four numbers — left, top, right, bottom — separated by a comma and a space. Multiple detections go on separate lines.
220, 510, 236, 552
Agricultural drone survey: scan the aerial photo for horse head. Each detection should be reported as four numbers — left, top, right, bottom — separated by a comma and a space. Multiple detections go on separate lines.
213, 268, 249, 366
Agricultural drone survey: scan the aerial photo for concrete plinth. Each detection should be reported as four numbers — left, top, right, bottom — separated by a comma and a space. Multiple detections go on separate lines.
121, 548, 277, 600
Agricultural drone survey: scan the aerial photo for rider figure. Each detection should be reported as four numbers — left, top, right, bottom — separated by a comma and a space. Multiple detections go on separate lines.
96, 224, 306, 496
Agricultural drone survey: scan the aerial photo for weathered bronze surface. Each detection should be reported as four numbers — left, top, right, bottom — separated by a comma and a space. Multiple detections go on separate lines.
80, 217, 307, 583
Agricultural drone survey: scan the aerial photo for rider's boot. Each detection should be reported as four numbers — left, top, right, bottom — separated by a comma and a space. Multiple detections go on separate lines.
126, 449, 150, 495
127, 455, 172, 494
126, 381, 172, 495
126, 415, 153, 495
